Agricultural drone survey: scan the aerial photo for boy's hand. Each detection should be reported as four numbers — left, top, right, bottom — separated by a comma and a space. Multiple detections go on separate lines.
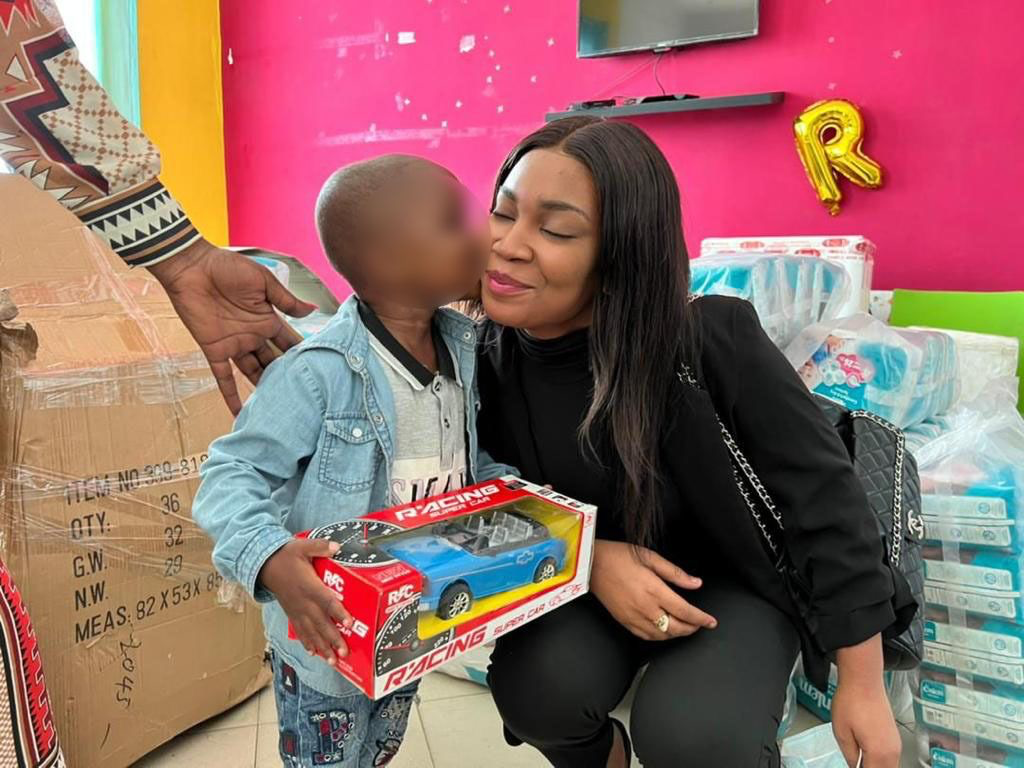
258, 539, 353, 664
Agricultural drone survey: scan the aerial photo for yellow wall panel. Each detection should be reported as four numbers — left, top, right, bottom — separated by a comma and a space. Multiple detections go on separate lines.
137, 0, 228, 244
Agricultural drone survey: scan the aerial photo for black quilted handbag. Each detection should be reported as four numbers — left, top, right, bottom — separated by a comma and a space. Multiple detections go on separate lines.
678, 362, 925, 670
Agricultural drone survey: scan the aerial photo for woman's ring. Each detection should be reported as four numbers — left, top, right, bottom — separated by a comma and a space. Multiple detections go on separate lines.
654, 613, 670, 634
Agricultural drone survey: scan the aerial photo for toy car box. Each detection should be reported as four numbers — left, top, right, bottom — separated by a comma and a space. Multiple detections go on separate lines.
291, 476, 596, 699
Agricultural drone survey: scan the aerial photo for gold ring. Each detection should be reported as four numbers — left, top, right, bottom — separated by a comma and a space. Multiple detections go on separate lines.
654, 613, 670, 634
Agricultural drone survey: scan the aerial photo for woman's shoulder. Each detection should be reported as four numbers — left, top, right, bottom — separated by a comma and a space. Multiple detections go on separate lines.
692, 295, 762, 359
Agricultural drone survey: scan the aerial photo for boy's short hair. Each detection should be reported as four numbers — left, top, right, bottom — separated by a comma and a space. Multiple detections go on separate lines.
315, 155, 429, 287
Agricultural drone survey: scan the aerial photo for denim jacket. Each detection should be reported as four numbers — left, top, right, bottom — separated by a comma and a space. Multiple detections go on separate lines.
193, 296, 515, 697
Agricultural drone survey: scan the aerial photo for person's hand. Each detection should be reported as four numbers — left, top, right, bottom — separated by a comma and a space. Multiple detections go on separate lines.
258, 538, 353, 664
148, 239, 317, 415
832, 636, 902, 767
589, 539, 717, 640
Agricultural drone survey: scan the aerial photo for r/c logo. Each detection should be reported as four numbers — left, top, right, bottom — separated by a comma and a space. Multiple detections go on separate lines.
324, 571, 344, 594
388, 584, 416, 606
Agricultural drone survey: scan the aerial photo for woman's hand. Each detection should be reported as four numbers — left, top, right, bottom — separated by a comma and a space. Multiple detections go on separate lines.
832, 635, 902, 767
589, 539, 717, 640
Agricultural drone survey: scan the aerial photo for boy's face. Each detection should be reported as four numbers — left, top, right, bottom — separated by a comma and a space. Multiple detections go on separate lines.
375, 166, 486, 306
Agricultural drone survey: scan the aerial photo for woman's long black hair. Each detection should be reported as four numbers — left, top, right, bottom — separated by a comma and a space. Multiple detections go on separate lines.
491, 116, 696, 548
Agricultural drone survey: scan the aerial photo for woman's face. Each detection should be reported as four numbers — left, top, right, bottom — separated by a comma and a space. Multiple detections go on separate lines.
482, 148, 600, 338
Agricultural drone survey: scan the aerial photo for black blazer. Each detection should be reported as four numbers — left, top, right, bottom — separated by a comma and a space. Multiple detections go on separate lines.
477, 295, 912, 681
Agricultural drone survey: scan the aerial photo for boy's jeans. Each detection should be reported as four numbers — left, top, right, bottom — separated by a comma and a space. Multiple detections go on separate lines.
270, 651, 419, 767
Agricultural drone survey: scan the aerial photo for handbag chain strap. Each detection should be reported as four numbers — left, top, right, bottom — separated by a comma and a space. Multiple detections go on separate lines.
848, 409, 906, 567
677, 361, 905, 569
677, 362, 785, 565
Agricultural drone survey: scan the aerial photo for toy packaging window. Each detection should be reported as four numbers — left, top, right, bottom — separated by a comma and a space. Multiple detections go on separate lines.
291, 476, 596, 699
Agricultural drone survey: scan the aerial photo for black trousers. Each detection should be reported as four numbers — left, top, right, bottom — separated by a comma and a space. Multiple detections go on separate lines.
488, 584, 799, 768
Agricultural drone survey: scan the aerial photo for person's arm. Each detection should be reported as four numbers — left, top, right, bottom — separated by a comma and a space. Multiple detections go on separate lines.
194, 349, 355, 661
193, 351, 325, 597
0, 2, 196, 265
723, 299, 901, 767
725, 300, 897, 650
1, 4, 316, 414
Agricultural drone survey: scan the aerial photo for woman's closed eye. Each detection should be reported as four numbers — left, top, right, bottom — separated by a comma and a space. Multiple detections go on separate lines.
491, 210, 515, 222
541, 228, 574, 240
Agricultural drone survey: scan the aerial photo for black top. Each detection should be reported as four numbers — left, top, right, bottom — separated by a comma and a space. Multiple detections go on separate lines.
357, 299, 456, 385
477, 296, 915, 682
513, 327, 710, 573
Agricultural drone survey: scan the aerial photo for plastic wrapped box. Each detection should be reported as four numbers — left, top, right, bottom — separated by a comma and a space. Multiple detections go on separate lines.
689, 254, 850, 348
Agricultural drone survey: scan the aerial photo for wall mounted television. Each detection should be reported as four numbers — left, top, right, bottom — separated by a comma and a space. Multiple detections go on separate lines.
578, 0, 759, 58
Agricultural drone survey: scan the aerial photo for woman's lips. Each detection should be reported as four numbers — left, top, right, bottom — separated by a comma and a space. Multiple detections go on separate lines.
486, 270, 532, 296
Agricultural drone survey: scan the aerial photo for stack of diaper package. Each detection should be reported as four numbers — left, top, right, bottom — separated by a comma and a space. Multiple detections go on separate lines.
690, 253, 851, 348
904, 376, 1024, 767
700, 235, 876, 319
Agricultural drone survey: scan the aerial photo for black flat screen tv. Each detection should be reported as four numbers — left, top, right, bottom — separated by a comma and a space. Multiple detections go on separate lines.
579, 0, 759, 58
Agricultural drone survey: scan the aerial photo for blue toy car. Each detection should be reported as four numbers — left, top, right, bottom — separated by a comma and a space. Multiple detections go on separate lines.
379, 508, 567, 620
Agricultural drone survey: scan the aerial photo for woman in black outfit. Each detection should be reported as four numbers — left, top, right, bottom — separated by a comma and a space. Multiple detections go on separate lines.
476, 116, 913, 768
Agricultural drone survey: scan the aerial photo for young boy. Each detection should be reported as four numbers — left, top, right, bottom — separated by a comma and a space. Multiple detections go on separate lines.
193, 155, 512, 767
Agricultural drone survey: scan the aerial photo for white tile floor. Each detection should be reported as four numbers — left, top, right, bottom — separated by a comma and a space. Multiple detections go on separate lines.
133, 673, 921, 767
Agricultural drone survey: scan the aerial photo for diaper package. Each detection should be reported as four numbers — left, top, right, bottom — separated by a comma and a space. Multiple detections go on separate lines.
924, 549, 1024, 623
700, 235, 875, 318
438, 642, 492, 687
921, 667, 1024, 726
242, 249, 341, 339
780, 724, 848, 768
908, 328, 1020, 411
689, 254, 851, 348
785, 314, 959, 429
248, 253, 292, 288
911, 384, 1024, 765
920, 725, 1024, 767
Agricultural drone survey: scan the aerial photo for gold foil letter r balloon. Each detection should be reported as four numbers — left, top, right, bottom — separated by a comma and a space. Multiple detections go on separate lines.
793, 99, 883, 215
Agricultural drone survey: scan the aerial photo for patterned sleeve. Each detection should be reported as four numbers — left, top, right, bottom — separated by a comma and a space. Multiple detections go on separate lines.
0, 0, 200, 266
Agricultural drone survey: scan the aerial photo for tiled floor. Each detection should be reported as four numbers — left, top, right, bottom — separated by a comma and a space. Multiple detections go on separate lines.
134, 673, 921, 767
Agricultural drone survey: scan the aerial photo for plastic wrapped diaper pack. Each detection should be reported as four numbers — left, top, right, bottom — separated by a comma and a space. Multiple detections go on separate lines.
911, 384, 1024, 766
780, 724, 848, 768
689, 254, 851, 348
248, 254, 291, 288
923, 610, 1024, 687
785, 313, 959, 429
700, 235, 875, 318
242, 251, 340, 339
909, 328, 1020, 411
437, 642, 492, 687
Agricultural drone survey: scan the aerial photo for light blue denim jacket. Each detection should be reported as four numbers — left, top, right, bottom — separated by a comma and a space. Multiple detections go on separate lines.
193, 296, 515, 697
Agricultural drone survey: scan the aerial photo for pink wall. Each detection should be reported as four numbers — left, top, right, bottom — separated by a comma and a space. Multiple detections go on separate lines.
220, 1, 1024, 300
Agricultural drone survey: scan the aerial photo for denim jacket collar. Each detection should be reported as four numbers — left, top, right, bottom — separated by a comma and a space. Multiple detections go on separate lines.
302, 296, 478, 372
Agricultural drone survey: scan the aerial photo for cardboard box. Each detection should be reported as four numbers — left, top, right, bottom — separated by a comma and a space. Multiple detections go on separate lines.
0, 176, 268, 767
293, 476, 596, 699
701, 235, 875, 318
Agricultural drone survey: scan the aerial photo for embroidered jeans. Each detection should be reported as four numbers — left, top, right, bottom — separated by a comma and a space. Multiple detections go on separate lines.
270, 651, 419, 767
